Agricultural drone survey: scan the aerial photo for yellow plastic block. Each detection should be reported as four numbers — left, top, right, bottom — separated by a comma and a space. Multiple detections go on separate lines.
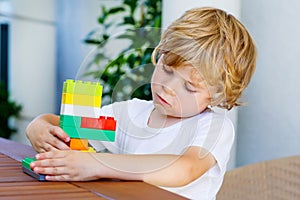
81, 147, 96, 153
69, 138, 89, 150
63, 79, 103, 96
61, 93, 102, 107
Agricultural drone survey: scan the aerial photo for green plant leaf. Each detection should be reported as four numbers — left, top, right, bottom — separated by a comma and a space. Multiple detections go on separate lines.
123, 16, 135, 25
0, 83, 22, 138
124, 0, 138, 15
83, 39, 101, 45
108, 7, 126, 14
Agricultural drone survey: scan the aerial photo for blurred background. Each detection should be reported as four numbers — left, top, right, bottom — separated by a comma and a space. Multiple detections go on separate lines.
0, 0, 299, 169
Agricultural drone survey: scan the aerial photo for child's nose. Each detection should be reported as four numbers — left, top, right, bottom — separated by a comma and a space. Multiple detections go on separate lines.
162, 80, 177, 96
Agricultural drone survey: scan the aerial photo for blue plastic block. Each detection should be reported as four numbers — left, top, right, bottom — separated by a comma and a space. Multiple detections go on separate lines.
22, 166, 46, 181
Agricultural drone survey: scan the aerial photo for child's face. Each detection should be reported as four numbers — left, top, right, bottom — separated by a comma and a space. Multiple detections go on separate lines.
151, 55, 211, 118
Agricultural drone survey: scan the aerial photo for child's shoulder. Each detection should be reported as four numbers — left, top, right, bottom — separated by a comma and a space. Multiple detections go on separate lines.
126, 98, 153, 115
111, 98, 152, 109
101, 98, 153, 116
193, 109, 234, 131
102, 98, 152, 108
128, 98, 153, 105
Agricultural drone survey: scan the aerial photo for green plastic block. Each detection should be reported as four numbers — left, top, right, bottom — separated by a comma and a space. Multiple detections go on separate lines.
60, 115, 81, 127
62, 79, 75, 94
62, 126, 115, 141
22, 157, 36, 170
63, 79, 103, 96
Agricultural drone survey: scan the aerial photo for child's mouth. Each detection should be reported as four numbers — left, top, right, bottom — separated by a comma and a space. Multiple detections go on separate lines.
157, 94, 170, 106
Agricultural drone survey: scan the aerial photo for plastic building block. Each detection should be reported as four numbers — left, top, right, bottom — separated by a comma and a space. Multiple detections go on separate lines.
22, 157, 34, 169
60, 79, 116, 141
22, 157, 46, 181
69, 138, 89, 150
60, 104, 101, 118
60, 115, 116, 131
61, 125, 115, 141
105, 117, 117, 131
60, 115, 81, 127
81, 116, 116, 131
63, 79, 103, 96
80, 147, 96, 153
80, 117, 99, 129
22, 166, 46, 181
22, 157, 36, 169
61, 93, 101, 107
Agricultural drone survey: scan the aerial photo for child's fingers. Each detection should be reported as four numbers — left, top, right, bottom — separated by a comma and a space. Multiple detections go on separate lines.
35, 150, 66, 160
31, 154, 64, 169
39, 142, 58, 153
47, 134, 70, 150
47, 126, 71, 150
33, 166, 66, 177
31, 155, 76, 181
46, 174, 70, 181
49, 126, 70, 143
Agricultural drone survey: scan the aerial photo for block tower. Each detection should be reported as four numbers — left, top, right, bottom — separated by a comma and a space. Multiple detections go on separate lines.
22, 79, 116, 181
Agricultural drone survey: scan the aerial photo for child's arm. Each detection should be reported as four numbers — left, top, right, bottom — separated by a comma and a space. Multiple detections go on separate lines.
26, 114, 70, 152
31, 146, 216, 187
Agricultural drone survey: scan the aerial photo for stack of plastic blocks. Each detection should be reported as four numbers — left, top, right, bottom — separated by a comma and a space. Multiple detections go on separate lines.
22, 79, 116, 181
60, 115, 116, 150
60, 79, 116, 152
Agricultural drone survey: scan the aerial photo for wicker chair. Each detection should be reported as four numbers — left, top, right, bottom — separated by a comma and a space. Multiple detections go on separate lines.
217, 155, 300, 200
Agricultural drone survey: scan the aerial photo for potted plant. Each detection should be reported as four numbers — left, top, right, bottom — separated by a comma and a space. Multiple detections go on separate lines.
82, 0, 162, 105
0, 82, 22, 139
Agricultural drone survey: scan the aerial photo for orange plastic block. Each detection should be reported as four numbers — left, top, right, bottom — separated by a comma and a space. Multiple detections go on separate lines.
69, 138, 88, 150
81, 116, 116, 131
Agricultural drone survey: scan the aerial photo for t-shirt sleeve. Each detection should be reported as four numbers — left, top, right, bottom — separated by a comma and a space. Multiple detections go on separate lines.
191, 114, 235, 174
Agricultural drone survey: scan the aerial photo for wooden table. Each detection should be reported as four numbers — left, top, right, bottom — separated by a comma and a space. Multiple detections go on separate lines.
0, 138, 187, 200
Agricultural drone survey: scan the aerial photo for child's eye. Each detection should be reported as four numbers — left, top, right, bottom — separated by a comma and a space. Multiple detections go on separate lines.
162, 65, 173, 74
185, 82, 197, 93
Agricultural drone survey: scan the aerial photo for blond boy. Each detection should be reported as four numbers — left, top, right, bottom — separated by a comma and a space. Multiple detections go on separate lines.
26, 7, 256, 199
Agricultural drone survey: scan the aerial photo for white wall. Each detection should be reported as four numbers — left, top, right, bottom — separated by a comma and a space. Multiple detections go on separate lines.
162, 0, 240, 27
237, 0, 300, 166
9, 0, 56, 144
162, 0, 241, 170
56, 0, 123, 112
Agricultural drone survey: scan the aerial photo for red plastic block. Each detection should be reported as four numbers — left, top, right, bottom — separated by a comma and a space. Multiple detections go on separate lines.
81, 116, 116, 131
81, 117, 99, 128
105, 117, 116, 130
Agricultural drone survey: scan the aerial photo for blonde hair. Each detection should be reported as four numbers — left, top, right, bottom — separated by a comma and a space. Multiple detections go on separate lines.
152, 7, 257, 110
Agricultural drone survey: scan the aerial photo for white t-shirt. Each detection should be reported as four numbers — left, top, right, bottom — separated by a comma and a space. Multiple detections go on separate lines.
89, 99, 234, 200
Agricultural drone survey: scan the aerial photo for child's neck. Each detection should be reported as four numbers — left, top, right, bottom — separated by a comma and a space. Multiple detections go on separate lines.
147, 108, 182, 129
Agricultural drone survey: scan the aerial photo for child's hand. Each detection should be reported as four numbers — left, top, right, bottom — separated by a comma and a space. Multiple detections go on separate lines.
26, 114, 70, 152
31, 150, 101, 181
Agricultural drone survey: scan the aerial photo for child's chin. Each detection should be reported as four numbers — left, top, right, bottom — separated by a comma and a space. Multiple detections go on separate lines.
154, 103, 169, 115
